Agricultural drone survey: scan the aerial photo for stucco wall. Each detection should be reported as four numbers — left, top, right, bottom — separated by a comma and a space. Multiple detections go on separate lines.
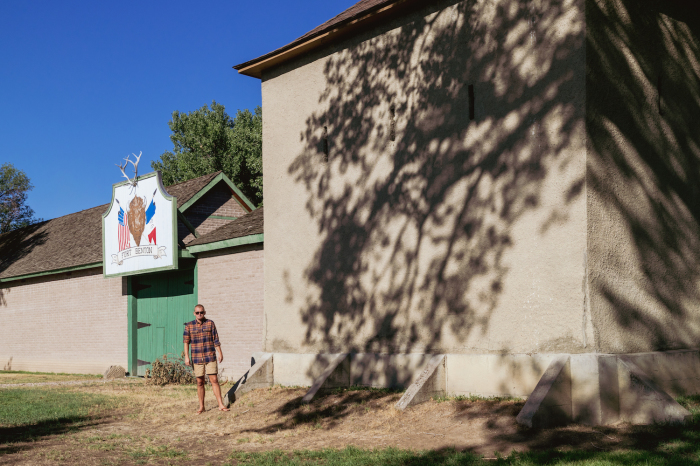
262, 0, 588, 356
196, 244, 264, 380
586, 0, 700, 352
0, 268, 127, 374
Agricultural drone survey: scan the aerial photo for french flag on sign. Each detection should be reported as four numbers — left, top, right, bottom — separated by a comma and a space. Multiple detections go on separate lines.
118, 207, 130, 251
146, 196, 156, 244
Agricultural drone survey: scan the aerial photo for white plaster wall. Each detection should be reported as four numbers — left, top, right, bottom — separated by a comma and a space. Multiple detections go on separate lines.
262, 0, 587, 355
586, 0, 700, 353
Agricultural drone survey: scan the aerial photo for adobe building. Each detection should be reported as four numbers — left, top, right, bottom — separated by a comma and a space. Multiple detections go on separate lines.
0, 171, 264, 381
233, 0, 700, 425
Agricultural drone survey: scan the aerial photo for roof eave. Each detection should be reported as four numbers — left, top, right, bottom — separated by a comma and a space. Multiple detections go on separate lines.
188, 233, 264, 254
178, 172, 256, 213
233, 0, 408, 79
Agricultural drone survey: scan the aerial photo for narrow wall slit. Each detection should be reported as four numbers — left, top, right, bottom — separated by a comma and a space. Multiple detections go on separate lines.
322, 126, 329, 161
468, 84, 475, 120
657, 73, 663, 116
389, 105, 396, 141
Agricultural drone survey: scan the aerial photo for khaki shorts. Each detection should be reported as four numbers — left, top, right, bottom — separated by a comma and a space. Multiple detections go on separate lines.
193, 361, 218, 378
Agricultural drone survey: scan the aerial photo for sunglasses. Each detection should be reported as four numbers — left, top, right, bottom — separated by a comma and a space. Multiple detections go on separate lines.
195, 311, 205, 315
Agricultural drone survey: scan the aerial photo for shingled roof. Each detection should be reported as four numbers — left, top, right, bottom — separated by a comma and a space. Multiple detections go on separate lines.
188, 207, 263, 247
166, 171, 221, 209
0, 171, 243, 281
234, 0, 403, 77
0, 204, 106, 280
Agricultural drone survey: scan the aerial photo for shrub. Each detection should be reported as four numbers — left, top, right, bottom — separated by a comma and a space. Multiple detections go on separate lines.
146, 353, 195, 386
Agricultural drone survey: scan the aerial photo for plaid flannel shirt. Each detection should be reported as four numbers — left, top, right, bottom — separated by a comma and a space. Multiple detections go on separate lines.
183, 318, 220, 364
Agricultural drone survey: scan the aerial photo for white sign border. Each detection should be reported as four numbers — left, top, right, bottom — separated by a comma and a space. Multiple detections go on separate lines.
102, 171, 179, 278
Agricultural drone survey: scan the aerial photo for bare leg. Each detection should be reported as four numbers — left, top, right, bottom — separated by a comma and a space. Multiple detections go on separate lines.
209, 374, 230, 411
196, 376, 206, 414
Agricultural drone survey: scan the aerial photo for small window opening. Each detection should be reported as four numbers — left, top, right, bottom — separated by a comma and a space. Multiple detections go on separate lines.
390, 105, 396, 141
657, 73, 663, 116
322, 126, 329, 162
468, 84, 475, 120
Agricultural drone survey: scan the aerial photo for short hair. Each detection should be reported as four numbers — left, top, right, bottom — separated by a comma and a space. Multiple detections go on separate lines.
194, 304, 205, 312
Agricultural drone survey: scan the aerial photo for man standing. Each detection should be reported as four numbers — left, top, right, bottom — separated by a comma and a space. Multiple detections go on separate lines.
183, 304, 230, 414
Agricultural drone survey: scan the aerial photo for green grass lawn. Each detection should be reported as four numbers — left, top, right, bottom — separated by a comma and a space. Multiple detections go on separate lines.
0, 388, 118, 443
0, 370, 102, 384
225, 447, 700, 466
227, 447, 481, 465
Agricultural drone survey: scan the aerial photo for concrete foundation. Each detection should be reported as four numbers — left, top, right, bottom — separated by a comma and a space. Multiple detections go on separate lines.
395, 354, 446, 410
226, 350, 700, 425
517, 354, 691, 427
516, 355, 572, 428
223, 353, 273, 407
302, 353, 350, 403
617, 357, 691, 425
272, 353, 434, 389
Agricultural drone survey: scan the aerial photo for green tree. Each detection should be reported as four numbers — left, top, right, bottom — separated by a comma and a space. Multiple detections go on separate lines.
0, 163, 42, 234
151, 101, 263, 206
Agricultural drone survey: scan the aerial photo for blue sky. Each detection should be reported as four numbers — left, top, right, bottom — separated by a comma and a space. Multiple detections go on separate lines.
0, 0, 357, 221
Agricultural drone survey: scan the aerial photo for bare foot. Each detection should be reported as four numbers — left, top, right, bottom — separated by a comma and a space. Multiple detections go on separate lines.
218, 406, 230, 412
196, 407, 205, 415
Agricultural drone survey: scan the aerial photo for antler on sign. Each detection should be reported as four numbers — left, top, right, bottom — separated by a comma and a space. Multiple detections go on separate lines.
116, 160, 131, 184
127, 151, 141, 180
115, 151, 142, 187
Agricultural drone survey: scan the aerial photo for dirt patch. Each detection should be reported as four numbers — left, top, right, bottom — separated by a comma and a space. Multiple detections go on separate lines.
1, 381, 697, 465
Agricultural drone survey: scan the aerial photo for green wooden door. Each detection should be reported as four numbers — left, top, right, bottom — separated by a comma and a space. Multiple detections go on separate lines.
134, 269, 196, 376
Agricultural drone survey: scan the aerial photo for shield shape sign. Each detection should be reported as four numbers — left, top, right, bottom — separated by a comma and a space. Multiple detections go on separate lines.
102, 171, 178, 277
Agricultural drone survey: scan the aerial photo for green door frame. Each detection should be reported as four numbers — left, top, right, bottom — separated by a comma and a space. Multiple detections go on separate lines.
127, 260, 198, 377
127, 276, 137, 376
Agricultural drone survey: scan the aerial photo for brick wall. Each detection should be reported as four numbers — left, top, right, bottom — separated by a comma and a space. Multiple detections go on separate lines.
0, 268, 127, 374
196, 243, 264, 380
182, 184, 251, 243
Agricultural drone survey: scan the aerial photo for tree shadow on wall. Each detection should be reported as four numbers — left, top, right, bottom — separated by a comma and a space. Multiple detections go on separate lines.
286, 0, 586, 366
0, 223, 48, 306
586, 0, 700, 352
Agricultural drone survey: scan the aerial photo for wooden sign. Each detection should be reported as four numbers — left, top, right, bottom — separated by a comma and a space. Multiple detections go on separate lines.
103, 170, 177, 277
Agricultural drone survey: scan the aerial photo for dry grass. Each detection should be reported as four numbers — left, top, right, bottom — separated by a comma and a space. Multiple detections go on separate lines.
9, 380, 698, 465
1, 380, 529, 464
0, 371, 102, 385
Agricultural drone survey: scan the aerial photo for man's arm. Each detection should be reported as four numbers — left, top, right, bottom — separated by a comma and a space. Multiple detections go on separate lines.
212, 322, 223, 363
183, 323, 192, 366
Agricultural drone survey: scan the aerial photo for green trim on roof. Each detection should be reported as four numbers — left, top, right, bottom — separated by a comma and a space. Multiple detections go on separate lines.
178, 248, 195, 259
187, 233, 263, 254
177, 211, 199, 238
208, 215, 238, 220
0, 262, 103, 283
179, 173, 256, 213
